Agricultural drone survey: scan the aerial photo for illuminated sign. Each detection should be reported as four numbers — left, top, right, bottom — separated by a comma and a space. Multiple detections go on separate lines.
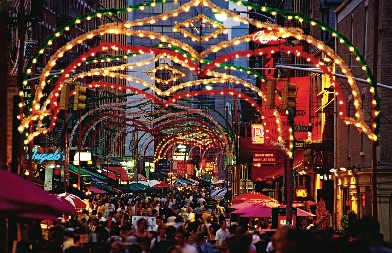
252, 30, 286, 45
295, 188, 308, 198
252, 152, 276, 164
26, 148, 65, 163
251, 124, 265, 144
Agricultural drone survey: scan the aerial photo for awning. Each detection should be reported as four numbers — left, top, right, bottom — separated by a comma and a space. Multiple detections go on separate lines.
67, 165, 107, 182
293, 150, 305, 169
251, 163, 284, 182
102, 166, 130, 181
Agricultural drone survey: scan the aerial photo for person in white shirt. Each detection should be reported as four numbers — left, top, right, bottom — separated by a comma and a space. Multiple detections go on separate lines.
215, 221, 230, 246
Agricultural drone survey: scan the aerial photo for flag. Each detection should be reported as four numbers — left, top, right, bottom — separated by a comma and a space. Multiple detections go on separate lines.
11, 0, 30, 11
10, 40, 38, 75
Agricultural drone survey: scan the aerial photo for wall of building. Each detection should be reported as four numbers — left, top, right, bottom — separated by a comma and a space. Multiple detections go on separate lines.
336, 0, 392, 243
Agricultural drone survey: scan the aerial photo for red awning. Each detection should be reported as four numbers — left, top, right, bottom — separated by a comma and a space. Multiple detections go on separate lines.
293, 150, 305, 169
103, 166, 130, 181
251, 163, 284, 182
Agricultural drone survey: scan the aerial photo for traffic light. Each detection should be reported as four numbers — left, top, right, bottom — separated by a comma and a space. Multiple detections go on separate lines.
73, 84, 87, 110
265, 79, 276, 109
282, 80, 297, 110
59, 84, 69, 110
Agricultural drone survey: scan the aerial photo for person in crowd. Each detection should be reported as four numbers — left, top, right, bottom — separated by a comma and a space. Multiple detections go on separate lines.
151, 225, 176, 253
354, 216, 392, 253
220, 238, 232, 253
126, 243, 143, 253
63, 227, 76, 251
150, 223, 167, 250
209, 217, 220, 236
193, 231, 214, 253
167, 245, 183, 253
215, 221, 230, 246
175, 228, 198, 253
110, 241, 126, 253
139, 237, 151, 253
197, 224, 210, 239
270, 226, 307, 253
254, 232, 267, 253
188, 214, 203, 236
129, 218, 152, 243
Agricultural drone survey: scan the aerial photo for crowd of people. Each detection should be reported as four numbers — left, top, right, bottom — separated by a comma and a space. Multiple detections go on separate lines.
15, 184, 392, 253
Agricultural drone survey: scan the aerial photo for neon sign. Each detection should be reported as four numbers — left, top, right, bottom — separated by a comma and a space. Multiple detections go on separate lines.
26, 148, 65, 163
252, 30, 286, 45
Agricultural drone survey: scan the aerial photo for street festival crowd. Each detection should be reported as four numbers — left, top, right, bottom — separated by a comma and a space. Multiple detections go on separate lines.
20, 182, 392, 253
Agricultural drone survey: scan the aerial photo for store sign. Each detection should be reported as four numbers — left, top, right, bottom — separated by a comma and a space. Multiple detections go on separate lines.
251, 124, 265, 144
252, 152, 276, 164
44, 166, 53, 191
252, 30, 286, 45
295, 188, 308, 198
26, 148, 65, 163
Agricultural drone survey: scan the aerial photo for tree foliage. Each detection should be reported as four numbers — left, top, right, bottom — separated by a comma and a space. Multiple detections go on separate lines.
340, 210, 358, 236
315, 198, 330, 230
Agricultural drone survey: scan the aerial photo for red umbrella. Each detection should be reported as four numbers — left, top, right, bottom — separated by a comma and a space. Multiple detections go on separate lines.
152, 182, 172, 189
241, 206, 272, 218
58, 193, 87, 210
0, 170, 76, 219
232, 192, 279, 204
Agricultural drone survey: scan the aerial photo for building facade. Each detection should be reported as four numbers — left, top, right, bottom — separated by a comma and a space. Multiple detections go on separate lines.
336, 0, 392, 242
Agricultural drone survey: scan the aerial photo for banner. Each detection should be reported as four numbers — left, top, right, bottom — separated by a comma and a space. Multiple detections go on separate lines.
262, 76, 311, 143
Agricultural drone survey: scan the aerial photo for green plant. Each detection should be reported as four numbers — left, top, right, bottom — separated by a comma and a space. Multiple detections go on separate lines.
340, 210, 358, 236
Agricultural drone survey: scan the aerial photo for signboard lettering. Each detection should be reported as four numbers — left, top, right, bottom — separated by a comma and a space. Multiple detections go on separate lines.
252, 152, 276, 164
26, 148, 65, 163
251, 124, 265, 144
295, 188, 308, 198
252, 30, 286, 45
294, 125, 313, 132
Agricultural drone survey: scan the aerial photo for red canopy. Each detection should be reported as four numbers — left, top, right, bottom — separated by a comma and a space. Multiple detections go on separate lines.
87, 186, 107, 194
0, 170, 76, 220
241, 206, 272, 218
152, 182, 172, 189
232, 192, 279, 204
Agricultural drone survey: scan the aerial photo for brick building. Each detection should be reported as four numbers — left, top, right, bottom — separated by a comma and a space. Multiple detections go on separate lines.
336, 0, 392, 242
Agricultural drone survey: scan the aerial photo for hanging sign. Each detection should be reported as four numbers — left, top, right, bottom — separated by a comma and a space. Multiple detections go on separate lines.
251, 124, 265, 144
44, 166, 53, 191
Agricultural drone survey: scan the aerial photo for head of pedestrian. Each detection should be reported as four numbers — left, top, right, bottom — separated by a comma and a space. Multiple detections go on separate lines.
175, 228, 187, 246
220, 221, 227, 230
271, 226, 300, 253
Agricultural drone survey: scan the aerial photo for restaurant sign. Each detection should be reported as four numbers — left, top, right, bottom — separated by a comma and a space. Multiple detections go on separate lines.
252, 30, 286, 45
252, 152, 276, 164
26, 148, 65, 163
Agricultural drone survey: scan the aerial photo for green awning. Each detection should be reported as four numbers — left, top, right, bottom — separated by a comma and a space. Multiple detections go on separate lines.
67, 165, 107, 181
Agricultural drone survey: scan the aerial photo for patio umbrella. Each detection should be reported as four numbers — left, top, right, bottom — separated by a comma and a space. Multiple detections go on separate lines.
0, 170, 76, 219
87, 186, 107, 194
232, 192, 279, 204
241, 206, 272, 218
229, 202, 255, 210
57, 193, 87, 210
232, 204, 264, 214
152, 182, 172, 189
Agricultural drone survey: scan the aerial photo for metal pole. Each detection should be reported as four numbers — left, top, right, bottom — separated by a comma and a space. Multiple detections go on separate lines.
234, 95, 240, 196
372, 0, 379, 219
77, 110, 81, 190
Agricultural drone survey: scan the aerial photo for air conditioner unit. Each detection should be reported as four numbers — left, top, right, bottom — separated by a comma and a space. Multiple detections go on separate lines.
360, 152, 365, 156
